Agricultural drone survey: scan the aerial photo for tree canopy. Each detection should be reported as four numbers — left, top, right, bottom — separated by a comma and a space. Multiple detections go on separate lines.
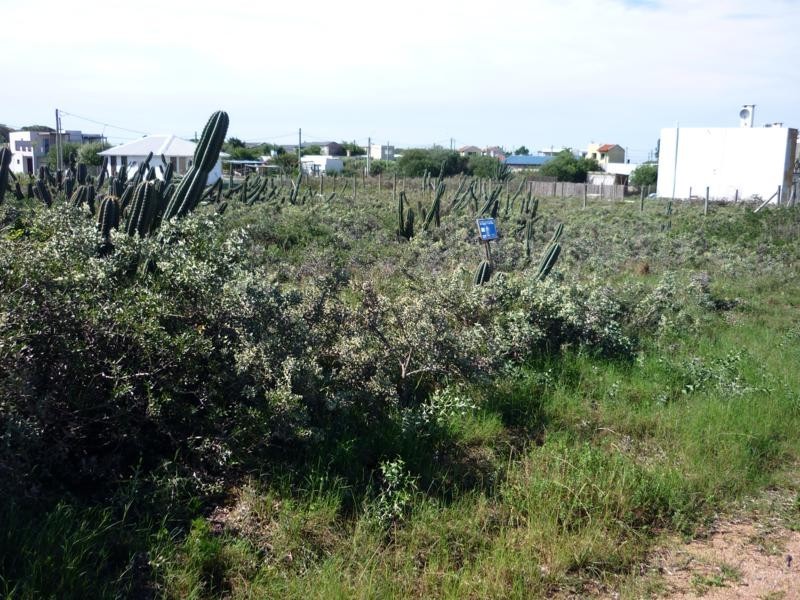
77, 142, 110, 166
397, 149, 468, 177
513, 146, 530, 156
539, 150, 600, 183
630, 163, 658, 187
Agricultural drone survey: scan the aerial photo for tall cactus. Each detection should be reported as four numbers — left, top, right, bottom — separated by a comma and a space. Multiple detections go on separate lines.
125, 181, 159, 237
70, 184, 96, 214
474, 260, 492, 286
97, 197, 120, 240
34, 179, 53, 207
76, 163, 88, 185
97, 156, 109, 189
0, 147, 12, 203
163, 111, 228, 220
536, 243, 561, 281
422, 181, 445, 231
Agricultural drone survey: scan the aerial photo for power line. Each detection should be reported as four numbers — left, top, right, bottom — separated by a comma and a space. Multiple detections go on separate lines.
243, 132, 297, 142
58, 109, 149, 136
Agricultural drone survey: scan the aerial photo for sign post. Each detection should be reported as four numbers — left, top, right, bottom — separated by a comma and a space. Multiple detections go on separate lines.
476, 217, 498, 264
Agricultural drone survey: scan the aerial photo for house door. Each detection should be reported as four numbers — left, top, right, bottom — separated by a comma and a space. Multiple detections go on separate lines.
25, 157, 33, 174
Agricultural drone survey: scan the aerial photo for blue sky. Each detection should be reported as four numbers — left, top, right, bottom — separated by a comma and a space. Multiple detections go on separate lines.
2, 0, 798, 162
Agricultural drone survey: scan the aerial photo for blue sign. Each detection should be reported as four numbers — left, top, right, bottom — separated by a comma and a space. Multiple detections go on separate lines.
476, 218, 498, 241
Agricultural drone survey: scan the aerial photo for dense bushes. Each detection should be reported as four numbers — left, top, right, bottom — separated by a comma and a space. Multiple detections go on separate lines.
0, 203, 645, 498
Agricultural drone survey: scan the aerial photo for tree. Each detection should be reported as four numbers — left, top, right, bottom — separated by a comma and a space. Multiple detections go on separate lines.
514, 146, 530, 156
272, 152, 298, 172
77, 142, 110, 166
226, 137, 245, 148
301, 144, 321, 156
539, 150, 599, 183
0, 124, 11, 144
21, 125, 55, 132
340, 142, 365, 156
45, 142, 81, 169
259, 143, 284, 156
227, 146, 259, 160
468, 155, 503, 178
397, 149, 467, 177
629, 163, 658, 187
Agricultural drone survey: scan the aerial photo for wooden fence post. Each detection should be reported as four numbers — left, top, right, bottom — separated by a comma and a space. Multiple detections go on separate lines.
583, 183, 587, 209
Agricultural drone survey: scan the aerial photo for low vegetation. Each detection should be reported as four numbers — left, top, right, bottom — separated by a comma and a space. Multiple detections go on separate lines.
1, 114, 799, 599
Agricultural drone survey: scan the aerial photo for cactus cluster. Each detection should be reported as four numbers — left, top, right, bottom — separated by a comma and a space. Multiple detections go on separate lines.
397, 191, 415, 239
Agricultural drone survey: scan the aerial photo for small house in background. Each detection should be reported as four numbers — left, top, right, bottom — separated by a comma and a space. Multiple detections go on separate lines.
318, 142, 344, 156
483, 146, 506, 160
369, 144, 395, 161
458, 145, 481, 157
300, 155, 343, 175
587, 143, 625, 166
504, 155, 553, 171
595, 162, 638, 185
8, 129, 102, 175
100, 134, 224, 185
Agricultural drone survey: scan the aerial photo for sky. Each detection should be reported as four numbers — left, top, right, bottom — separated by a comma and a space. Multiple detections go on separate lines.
2, 0, 798, 162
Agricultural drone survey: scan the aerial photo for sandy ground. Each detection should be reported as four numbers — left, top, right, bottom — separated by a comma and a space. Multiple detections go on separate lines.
655, 517, 800, 599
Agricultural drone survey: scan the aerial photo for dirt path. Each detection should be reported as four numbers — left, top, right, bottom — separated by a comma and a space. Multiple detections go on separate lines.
652, 489, 800, 599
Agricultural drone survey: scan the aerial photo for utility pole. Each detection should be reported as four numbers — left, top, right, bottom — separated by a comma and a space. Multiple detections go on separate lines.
366, 136, 371, 176
54, 108, 62, 171
298, 128, 302, 163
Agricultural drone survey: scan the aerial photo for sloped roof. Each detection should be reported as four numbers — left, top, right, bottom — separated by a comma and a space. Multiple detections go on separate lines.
459, 145, 481, 153
597, 143, 621, 153
99, 134, 199, 158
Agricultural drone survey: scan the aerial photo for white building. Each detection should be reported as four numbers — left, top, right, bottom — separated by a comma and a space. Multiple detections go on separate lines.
8, 130, 105, 175
8, 131, 52, 175
100, 134, 224, 184
300, 155, 343, 175
369, 144, 395, 161
657, 126, 798, 203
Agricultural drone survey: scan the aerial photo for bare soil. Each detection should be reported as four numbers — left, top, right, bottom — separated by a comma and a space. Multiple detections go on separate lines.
653, 488, 800, 599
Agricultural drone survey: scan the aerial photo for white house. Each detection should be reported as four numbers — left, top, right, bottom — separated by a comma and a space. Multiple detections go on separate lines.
7, 129, 103, 175
369, 144, 395, 161
100, 134, 224, 184
657, 126, 798, 203
8, 131, 52, 175
300, 155, 343, 175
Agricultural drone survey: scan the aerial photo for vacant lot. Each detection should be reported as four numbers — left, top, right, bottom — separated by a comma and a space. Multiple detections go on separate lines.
2, 178, 799, 598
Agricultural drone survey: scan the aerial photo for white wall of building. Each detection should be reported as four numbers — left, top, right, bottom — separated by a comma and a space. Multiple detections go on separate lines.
8, 131, 52, 175
104, 155, 223, 185
657, 127, 797, 203
369, 144, 394, 161
300, 155, 343, 175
